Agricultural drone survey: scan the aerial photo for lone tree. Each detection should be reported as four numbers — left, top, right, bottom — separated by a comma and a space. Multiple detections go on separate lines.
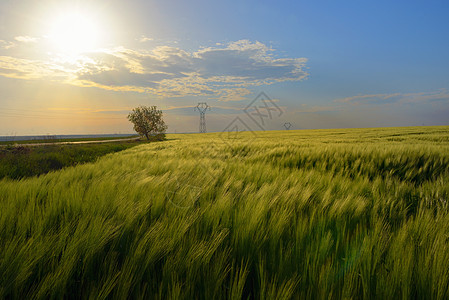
128, 106, 168, 141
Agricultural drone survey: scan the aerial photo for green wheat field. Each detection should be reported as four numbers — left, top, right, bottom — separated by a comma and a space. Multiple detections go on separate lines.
1, 126, 449, 299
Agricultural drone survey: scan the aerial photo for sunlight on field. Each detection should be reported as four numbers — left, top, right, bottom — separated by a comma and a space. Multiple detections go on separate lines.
0, 126, 448, 298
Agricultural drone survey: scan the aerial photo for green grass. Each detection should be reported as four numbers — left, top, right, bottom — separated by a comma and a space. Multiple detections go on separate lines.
0, 126, 448, 299
0, 135, 139, 145
0, 140, 144, 180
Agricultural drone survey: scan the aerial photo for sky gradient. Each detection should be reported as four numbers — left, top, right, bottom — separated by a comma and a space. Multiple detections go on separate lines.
0, 0, 448, 135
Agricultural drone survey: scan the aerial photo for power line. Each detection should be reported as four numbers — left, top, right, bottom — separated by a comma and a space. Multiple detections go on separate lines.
194, 102, 210, 133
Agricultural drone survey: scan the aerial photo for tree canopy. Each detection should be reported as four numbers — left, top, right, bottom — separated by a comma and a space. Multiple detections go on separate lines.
127, 106, 167, 140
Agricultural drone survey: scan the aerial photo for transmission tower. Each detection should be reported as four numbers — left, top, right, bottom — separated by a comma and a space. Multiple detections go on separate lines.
284, 122, 292, 130
194, 102, 211, 133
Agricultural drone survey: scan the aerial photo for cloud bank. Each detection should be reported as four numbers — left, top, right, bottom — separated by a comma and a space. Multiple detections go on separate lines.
335, 89, 449, 105
0, 39, 308, 101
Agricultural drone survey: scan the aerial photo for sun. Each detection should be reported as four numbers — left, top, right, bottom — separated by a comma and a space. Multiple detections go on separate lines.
47, 12, 101, 55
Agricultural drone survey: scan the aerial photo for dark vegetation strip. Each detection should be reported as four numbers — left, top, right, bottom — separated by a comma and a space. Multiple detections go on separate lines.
0, 141, 144, 180
0, 135, 139, 145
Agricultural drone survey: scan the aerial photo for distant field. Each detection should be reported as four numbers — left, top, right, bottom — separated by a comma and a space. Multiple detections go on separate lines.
0, 126, 448, 299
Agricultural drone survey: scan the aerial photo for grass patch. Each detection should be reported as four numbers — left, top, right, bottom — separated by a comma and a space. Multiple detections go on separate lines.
0, 140, 144, 180
0, 126, 448, 298
0, 135, 139, 145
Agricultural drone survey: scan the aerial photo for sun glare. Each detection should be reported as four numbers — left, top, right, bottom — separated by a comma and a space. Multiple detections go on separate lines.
47, 12, 101, 55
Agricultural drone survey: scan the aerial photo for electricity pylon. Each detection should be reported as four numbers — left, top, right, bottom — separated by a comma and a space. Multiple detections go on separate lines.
194, 102, 210, 133
284, 122, 292, 130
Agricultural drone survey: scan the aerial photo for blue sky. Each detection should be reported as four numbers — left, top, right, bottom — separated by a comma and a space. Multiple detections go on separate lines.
0, 0, 448, 134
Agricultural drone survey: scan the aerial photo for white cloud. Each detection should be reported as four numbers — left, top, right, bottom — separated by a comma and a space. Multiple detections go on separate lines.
76, 40, 308, 100
0, 56, 70, 80
0, 39, 308, 100
0, 40, 16, 49
138, 36, 153, 43
14, 36, 39, 43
